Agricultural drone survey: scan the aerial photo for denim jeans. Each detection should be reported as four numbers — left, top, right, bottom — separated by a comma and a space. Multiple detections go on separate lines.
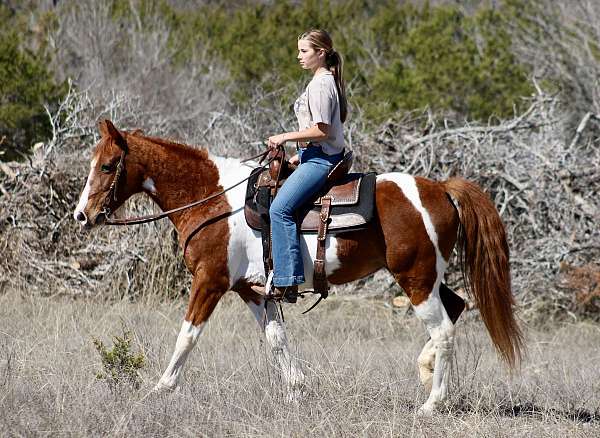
269, 146, 344, 286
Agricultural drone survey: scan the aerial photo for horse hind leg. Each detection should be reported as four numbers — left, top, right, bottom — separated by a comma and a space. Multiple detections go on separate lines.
417, 283, 465, 391
397, 273, 455, 415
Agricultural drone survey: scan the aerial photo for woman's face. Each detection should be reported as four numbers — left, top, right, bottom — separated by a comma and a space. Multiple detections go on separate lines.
297, 39, 325, 72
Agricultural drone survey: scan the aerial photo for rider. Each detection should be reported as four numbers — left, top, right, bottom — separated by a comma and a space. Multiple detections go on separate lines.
263, 29, 348, 299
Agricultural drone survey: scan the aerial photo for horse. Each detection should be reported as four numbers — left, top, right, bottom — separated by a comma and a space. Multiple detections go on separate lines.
73, 119, 524, 415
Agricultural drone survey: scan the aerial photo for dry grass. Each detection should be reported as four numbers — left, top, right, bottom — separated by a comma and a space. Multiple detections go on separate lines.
1, 290, 598, 437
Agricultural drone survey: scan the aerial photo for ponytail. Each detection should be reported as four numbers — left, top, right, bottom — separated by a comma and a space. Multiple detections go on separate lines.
326, 50, 347, 123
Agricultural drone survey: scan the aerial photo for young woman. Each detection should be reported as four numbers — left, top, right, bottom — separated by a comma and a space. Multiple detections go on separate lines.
263, 29, 348, 299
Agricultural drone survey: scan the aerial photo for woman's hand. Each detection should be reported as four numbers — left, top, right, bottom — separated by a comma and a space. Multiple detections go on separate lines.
289, 154, 300, 165
267, 133, 288, 150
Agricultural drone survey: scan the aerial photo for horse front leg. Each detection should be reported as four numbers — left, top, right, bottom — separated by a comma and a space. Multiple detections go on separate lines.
240, 291, 305, 399
155, 273, 225, 392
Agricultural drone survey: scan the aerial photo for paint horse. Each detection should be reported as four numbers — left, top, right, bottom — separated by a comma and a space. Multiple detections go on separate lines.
74, 120, 523, 414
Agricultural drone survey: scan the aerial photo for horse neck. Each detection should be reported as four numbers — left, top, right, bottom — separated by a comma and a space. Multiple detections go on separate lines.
129, 135, 224, 230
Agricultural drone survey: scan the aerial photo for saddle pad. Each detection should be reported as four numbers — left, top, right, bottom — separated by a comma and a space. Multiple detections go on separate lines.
244, 170, 377, 234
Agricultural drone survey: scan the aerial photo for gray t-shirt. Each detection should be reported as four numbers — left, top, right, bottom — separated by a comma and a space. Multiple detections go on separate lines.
294, 72, 345, 155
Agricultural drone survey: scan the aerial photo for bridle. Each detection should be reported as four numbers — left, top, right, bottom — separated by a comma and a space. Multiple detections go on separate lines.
100, 149, 127, 220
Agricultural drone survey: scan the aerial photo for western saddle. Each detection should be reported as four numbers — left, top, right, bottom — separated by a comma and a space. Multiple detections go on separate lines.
244, 147, 376, 305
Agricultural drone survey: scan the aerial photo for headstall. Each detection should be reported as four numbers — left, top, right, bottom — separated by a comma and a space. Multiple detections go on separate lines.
101, 149, 127, 219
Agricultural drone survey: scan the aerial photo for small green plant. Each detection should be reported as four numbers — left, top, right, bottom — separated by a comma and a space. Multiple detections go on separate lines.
93, 327, 145, 392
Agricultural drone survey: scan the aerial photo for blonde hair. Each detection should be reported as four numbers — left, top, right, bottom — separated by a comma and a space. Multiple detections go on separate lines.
298, 29, 348, 123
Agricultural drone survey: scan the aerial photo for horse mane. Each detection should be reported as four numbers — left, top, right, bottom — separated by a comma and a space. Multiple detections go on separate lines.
125, 131, 210, 162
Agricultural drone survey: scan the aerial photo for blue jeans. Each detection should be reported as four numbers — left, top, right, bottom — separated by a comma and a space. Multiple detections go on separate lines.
269, 146, 344, 286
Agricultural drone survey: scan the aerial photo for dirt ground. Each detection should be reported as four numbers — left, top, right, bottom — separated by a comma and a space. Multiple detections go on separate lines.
0, 291, 598, 437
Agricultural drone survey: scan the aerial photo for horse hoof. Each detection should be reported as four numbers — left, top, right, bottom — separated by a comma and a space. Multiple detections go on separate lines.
153, 381, 177, 393
416, 403, 436, 417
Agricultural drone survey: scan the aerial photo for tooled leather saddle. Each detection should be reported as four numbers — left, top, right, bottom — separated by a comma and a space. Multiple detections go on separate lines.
244, 149, 376, 300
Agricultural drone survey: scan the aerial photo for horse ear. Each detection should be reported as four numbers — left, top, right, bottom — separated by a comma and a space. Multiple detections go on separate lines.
98, 119, 110, 138
99, 119, 128, 152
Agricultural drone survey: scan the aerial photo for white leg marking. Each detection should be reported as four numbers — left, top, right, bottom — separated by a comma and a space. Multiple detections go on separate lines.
414, 299, 455, 415
244, 298, 305, 395
155, 320, 205, 391
73, 158, 98, 223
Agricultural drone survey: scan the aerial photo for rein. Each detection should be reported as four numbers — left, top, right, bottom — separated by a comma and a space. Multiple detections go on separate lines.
102, 149, 271, 226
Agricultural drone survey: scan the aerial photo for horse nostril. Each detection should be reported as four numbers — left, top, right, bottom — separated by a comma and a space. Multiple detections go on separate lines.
75, 211, 87, 223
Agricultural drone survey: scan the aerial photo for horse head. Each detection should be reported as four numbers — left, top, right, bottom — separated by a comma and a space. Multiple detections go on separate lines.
73, 119, 143, 227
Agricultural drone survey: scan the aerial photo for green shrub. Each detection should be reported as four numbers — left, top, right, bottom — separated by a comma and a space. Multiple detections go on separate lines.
93, 328, 145, 392
364, 4, 533, 121
5, 0, 536, 147
0, 6, 65, 161
160, 0, 533, 122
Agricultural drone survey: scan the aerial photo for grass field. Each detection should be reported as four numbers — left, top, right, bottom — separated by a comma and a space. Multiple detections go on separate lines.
0, 290, 598, 437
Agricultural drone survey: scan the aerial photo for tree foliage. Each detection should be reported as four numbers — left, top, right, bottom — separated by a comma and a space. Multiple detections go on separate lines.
0, 6, 64, 162
3, 0, 598, 161
157, 0, 533, 121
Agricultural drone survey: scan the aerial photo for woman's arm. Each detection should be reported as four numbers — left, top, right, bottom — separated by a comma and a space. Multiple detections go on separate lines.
267, 122, 330, 149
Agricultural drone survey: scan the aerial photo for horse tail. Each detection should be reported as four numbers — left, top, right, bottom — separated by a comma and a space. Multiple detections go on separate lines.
442, 177, 524, 367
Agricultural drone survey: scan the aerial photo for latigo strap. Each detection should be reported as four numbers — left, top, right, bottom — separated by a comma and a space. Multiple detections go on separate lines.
313, 196, 332, 297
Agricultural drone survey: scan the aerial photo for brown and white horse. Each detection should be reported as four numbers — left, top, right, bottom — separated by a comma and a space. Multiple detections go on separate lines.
74, 120, 523, 414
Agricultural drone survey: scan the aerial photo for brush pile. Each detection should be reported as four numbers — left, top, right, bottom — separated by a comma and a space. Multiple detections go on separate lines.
1, 82, 598, 321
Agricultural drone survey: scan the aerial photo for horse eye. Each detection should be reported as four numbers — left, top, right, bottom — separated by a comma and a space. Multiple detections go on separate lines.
101, 164, 113, 173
